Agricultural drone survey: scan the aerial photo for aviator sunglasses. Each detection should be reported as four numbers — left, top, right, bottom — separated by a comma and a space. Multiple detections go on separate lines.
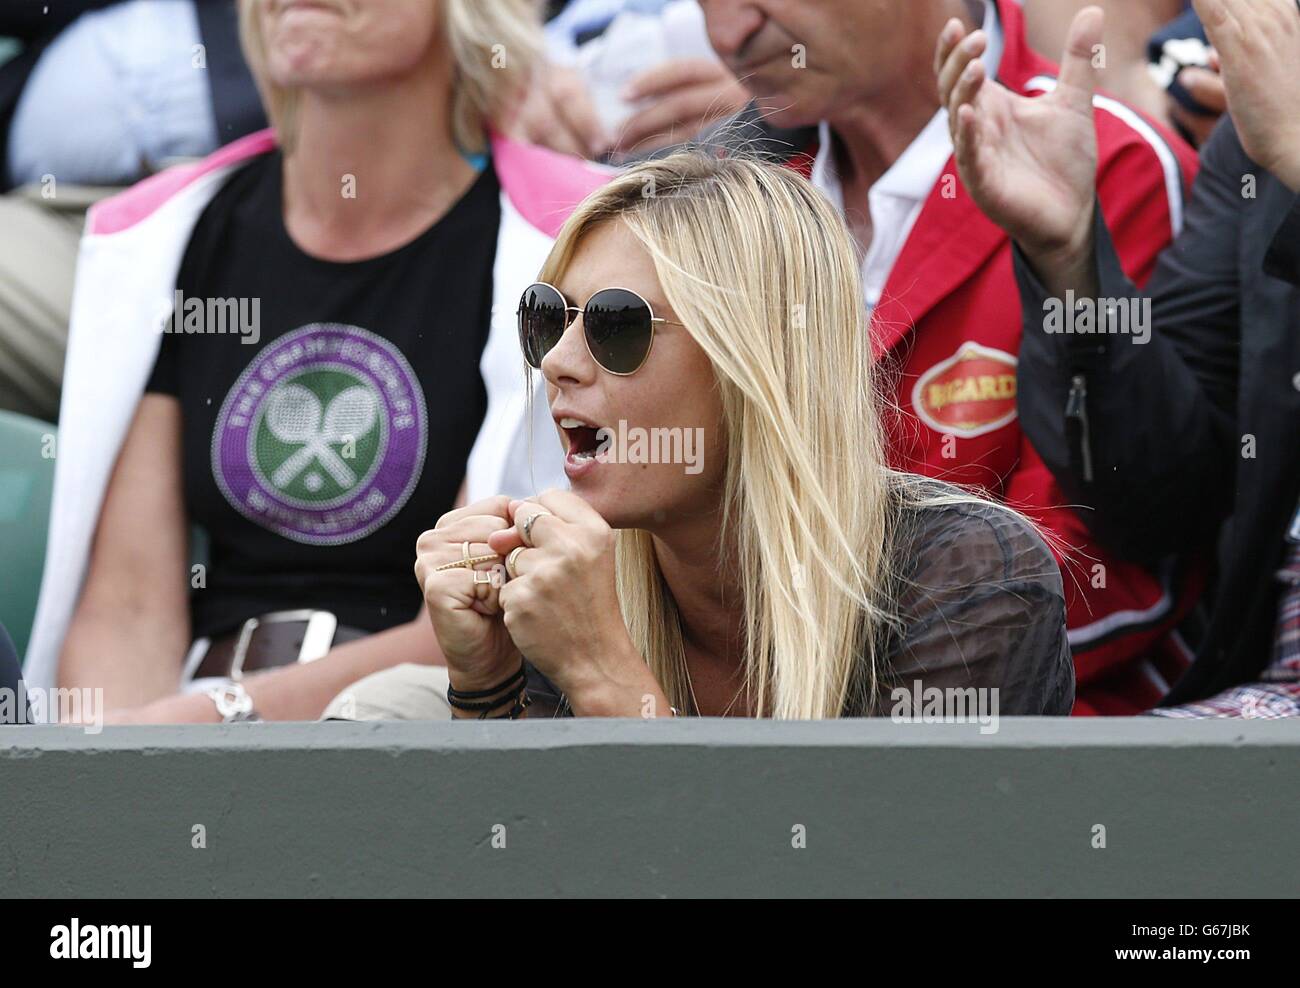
517, 282, 683, 376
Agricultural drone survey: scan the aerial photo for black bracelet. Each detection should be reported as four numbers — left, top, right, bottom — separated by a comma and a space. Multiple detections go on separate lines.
448, 692, 521, 713
483, 691, 532, 720
446, 663, 526, 702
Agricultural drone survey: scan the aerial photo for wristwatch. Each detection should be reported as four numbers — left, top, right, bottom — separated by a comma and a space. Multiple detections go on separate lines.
205, 682, 261, 723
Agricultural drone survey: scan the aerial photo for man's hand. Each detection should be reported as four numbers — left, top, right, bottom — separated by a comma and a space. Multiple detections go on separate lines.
1194, 0, 1300, 192
1172, 48, 1227, 148
936, 6, 1104, 271
511, 64, 610, 159
610, 58, 748, 158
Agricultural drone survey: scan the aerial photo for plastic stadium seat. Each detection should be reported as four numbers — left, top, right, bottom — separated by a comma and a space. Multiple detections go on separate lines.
0, 410, 56, 664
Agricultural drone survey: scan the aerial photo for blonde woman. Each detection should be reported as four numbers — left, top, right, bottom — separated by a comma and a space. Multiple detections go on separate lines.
415, 153, 1074, 719
27, 0, 609, 723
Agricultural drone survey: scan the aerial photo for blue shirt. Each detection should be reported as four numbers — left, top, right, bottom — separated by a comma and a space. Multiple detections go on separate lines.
8, 0, 218, 186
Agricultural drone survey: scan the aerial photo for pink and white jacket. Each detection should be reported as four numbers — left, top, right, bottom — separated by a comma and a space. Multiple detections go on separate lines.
24, 130, 609, 691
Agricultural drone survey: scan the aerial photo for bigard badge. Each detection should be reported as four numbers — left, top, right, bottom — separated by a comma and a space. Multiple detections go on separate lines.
911, 342, 1017, 438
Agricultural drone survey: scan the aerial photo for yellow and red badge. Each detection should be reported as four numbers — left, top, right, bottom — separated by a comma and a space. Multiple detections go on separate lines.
911, 343, 1017, 438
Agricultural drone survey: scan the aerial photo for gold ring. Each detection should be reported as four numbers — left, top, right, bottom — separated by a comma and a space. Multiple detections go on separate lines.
520, 509, 551, 548
473, 569, 494, 585
505, 545, 526, 580
461, 541, 471, 563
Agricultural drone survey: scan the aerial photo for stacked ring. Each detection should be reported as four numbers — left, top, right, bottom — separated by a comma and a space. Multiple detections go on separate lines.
505, 546, 527, 580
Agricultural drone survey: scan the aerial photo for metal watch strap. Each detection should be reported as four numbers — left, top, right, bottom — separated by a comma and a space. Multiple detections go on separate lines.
206, 682, 261, 723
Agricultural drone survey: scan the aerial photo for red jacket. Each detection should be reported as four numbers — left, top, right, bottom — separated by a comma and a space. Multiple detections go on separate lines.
793, 0, 1202, 713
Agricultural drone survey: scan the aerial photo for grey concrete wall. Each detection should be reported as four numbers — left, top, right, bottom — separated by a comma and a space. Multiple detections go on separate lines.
1, 718, 1297, 897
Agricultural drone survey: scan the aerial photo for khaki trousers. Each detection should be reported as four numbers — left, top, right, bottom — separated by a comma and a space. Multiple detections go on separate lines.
0, 184, 118, 422
320, 663, 454, 721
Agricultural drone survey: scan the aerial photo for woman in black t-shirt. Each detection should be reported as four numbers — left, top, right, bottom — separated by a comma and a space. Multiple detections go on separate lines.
52, 0, 597, 723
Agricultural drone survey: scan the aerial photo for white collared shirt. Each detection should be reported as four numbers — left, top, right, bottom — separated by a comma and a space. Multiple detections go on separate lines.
809, 0, 1004, 310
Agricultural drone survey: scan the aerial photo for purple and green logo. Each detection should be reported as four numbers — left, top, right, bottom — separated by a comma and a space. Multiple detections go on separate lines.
212, 323, 427, 545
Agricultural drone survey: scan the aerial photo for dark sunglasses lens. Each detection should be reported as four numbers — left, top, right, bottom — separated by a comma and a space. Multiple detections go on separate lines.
583, 288, 653, 374
518, 283, 567, 368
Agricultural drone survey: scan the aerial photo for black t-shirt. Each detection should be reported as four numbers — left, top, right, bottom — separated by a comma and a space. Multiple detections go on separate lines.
146, 151, 501, 638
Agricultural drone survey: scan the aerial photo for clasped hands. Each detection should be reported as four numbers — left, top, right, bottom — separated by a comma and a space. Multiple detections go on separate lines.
414, 492, 672, 718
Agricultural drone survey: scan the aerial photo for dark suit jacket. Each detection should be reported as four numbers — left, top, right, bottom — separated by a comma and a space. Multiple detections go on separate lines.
0, 0, 264, 190
1012, 117, 1300, 703
0, 622, 25, 722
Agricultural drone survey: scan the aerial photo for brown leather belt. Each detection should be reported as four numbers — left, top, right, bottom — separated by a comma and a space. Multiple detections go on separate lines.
193, 610, 368, 680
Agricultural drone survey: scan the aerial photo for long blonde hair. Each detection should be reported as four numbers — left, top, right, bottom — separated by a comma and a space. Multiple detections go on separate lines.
538, 153, 984, 719
237, 0, 541, 155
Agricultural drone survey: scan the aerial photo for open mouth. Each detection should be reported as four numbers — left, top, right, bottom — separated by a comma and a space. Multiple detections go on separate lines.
559, 416, 605, 462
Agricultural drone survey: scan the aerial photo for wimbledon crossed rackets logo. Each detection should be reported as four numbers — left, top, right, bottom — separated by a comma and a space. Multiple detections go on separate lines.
260, 378, 379, 496
212, 324, 427, 545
